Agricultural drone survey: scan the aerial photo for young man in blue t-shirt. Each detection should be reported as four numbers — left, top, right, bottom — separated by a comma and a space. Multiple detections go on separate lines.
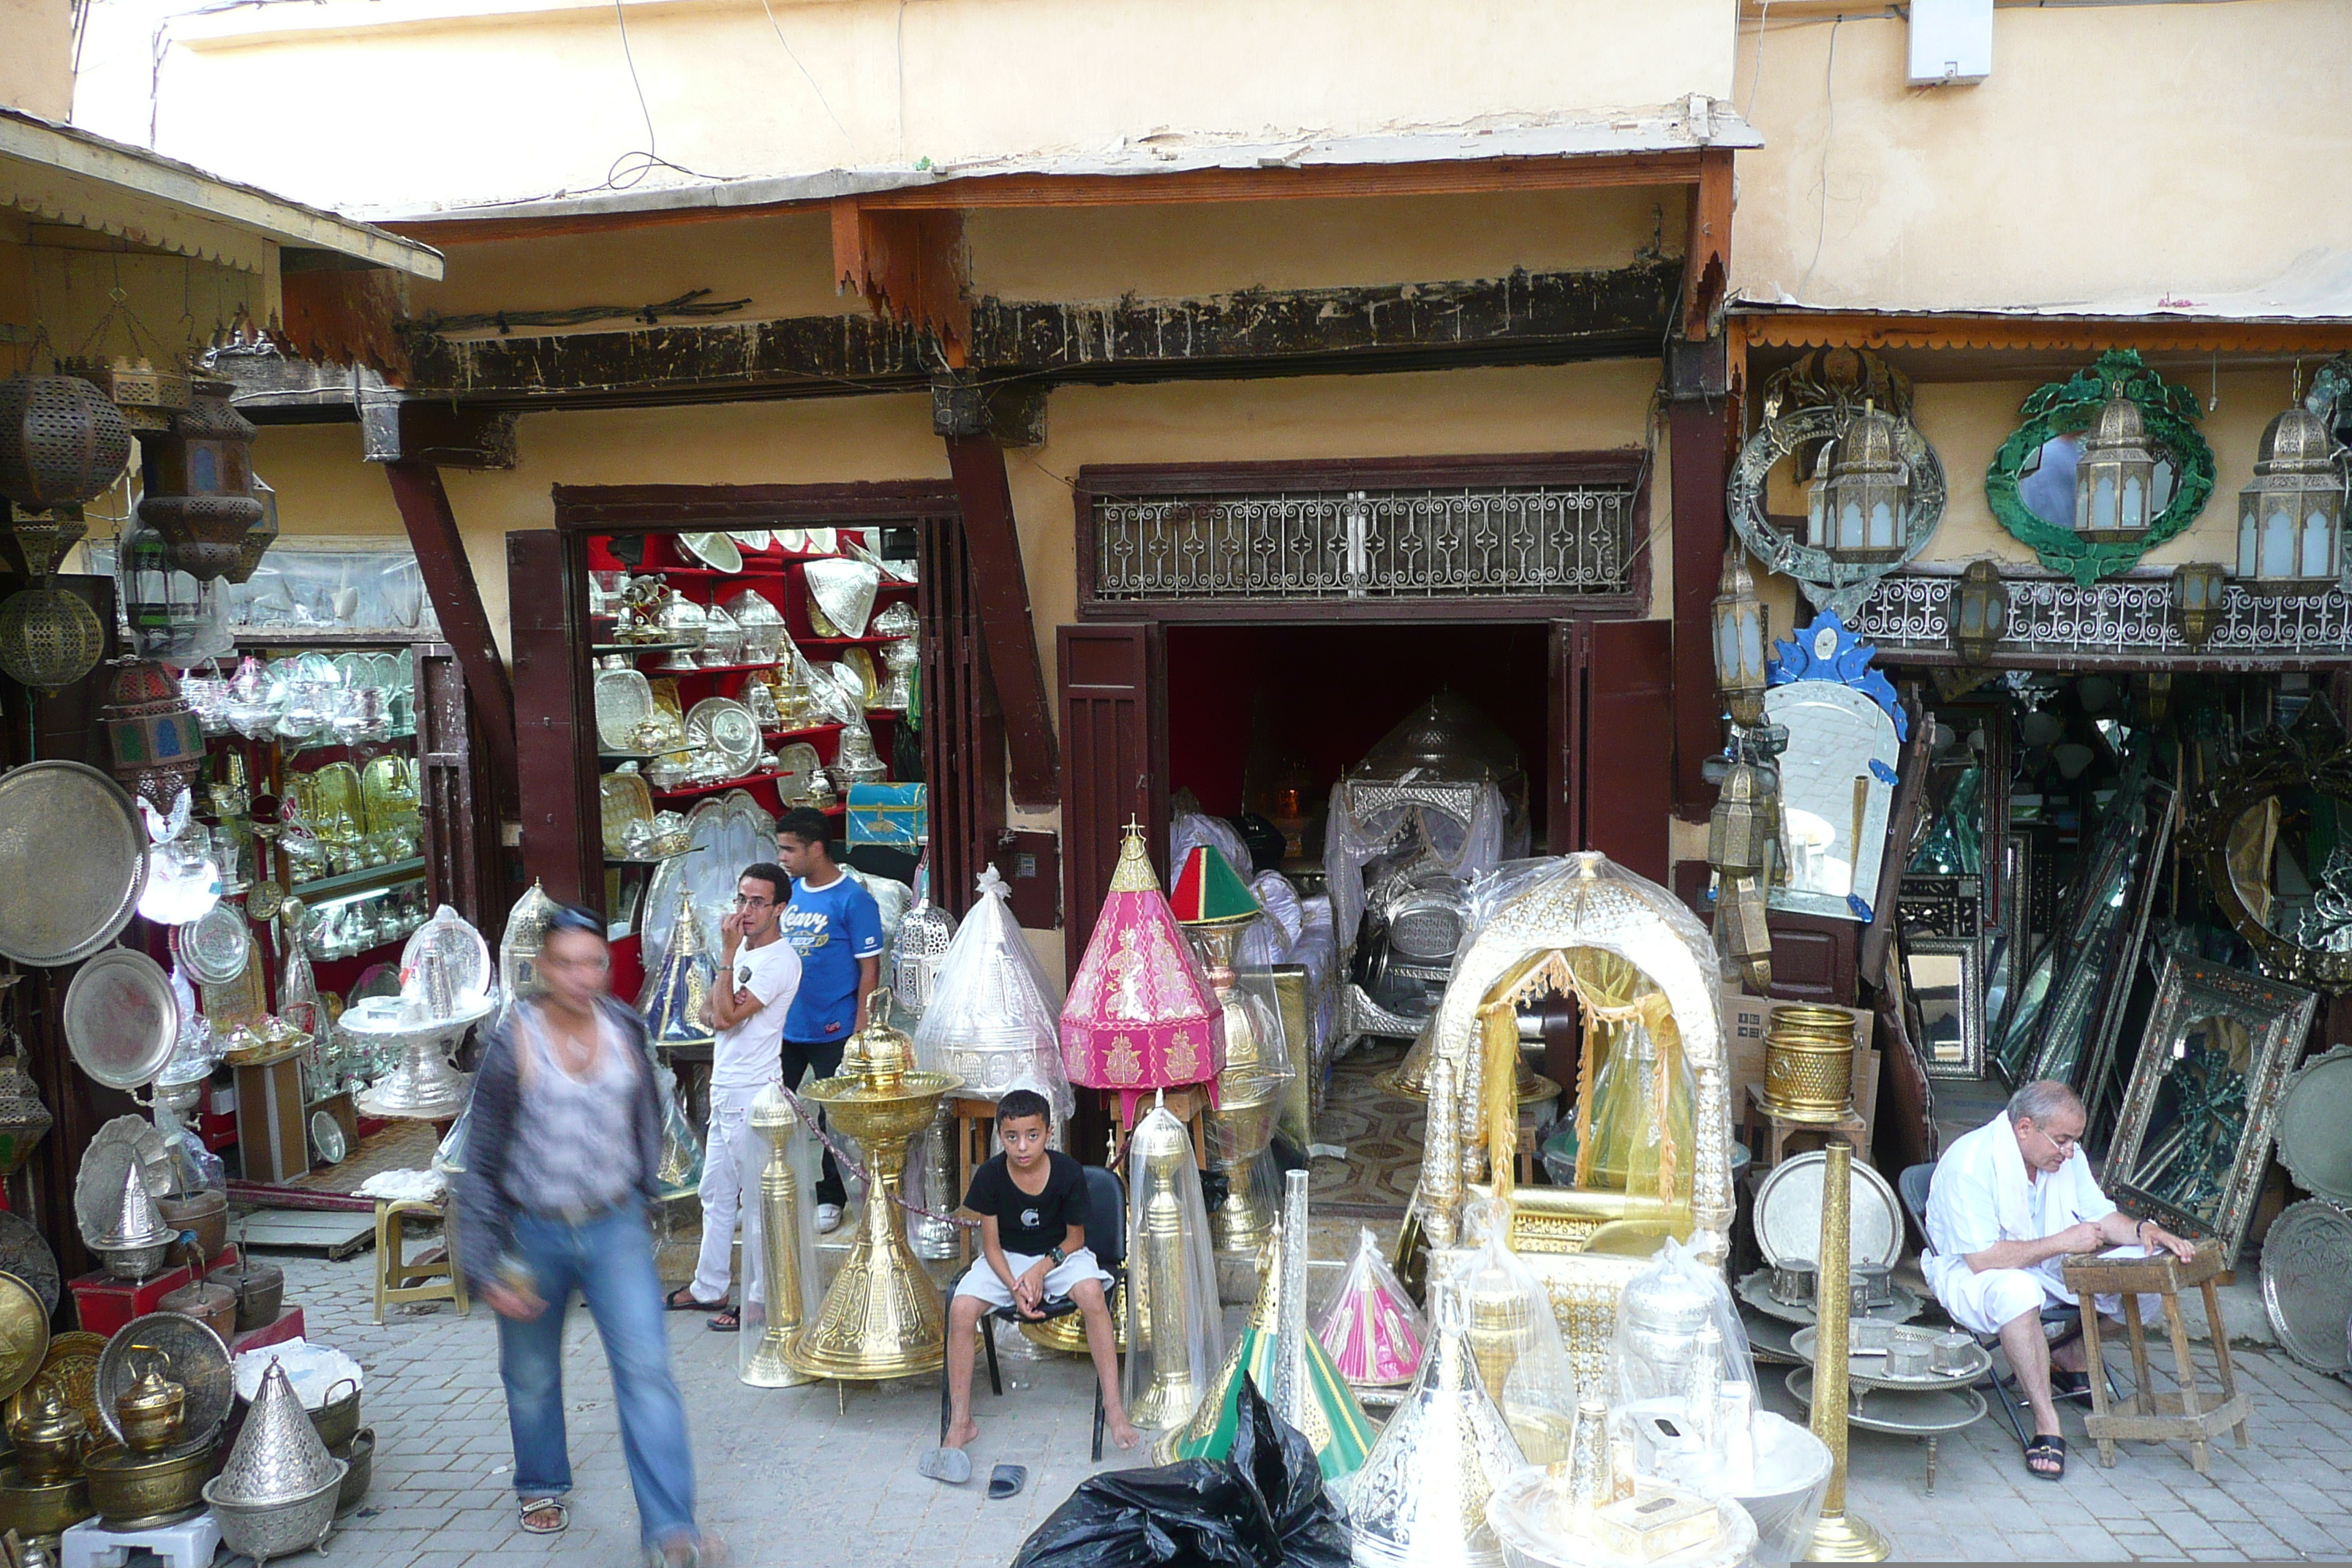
774, 807, 885, 1232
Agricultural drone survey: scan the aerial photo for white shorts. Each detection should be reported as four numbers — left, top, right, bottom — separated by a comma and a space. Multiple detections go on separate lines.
953, 1248, 1112, 1310
1931, 1246, 2166, 1337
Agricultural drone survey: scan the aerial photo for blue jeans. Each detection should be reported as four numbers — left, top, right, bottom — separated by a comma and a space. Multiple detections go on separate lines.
499, 1205, 696, 1548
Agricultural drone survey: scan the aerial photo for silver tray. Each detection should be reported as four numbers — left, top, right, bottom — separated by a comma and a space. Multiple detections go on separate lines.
1790, 1324, 1988, 1389
180, 902, 252, 987
0, 763, 147, 967
594, 668, 657, 754
2261, 1199, 2352, 1373
64, 950, 178, 1091
1734, 1268, 1922, 1329
75, 1114, 177, 1247
1786, 1368, 1988, 1436
0, 1212, 60, 1316
97, 1311, 233, 1455
772, 742, 823, 802
1739, 1306, 1803, 1365
2275, 1044, 2352, 1207
1752, 1151, 1905, 1273
685, 698, 761, 776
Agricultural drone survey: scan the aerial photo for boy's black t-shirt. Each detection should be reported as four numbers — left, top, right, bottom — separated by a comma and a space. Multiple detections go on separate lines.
962, 1148, 1087, 1257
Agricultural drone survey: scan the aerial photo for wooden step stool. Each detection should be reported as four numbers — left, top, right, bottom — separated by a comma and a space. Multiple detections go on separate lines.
1743, 1083, 1872, 1169
2062, 1242, 2249, 1474
374, 1196, 470, 1322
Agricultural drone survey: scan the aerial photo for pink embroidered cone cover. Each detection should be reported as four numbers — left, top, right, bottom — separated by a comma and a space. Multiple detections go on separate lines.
1060, 823, 1225, 1121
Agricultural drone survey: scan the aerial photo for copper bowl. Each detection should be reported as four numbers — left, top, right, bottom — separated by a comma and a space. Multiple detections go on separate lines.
157, 1191, 228, 1263
157, 1278, 237, 1349
0, 1465, 93, 1540
83, 1444, 213, 1531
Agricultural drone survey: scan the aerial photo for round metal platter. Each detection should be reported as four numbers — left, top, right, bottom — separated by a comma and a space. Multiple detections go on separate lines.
1785, 1368, 1988, 1436
1733, 1267, 1923, 1329
2261, 1199, 2352, 1373
0, 762, 147, 967
2275, 1044, 2352, 1206
97, 1311, 232, 1455
1740, 1306, 1802, 1365
0, 1271, 49, 1403
679, 532, 743, 573
684, 698, 760, 776
1752, 1151, 1904, 1273
311, 1109, 347, 1166
62, 951, 178, 1092
594, 668, 657, 754
772, 742, 822, 803
0, 1211, 61, 1317
74, 1114, 177, 1247
179, 902, 252, 987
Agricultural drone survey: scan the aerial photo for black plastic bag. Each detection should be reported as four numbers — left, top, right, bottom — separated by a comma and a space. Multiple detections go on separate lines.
1011, 1374, 1349, 1568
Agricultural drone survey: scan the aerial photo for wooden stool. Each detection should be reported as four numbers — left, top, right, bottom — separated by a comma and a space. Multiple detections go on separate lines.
2062, 1243, 2248, 1474
1744, 1084, 1872, 1169
947, 1096, 1000, 1218
1112, 1087, 1212, 1169
373, 1197, 470, 1323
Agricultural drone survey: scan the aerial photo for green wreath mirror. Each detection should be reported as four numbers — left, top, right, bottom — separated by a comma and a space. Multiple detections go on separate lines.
1986, 349, 2216, 584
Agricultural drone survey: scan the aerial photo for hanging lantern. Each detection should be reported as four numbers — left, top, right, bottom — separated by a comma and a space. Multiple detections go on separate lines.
1947, 559, 2010, 664
1717, 874, 1774, 993
1711, 546, 1771, 729
0, 586, 105, 694
0, 374, 132, 579
1816, 401, 1911, 564
1706, 756, 1781, 881
2173, 560, 2228, 647
61, 356, 191, 434
227, 474, 281, 586
99, 658, 204, 814
114, 514, 228, 666
2073, 390, 2160, 540
137, 377, 263, 582
2235, 407, 2345, 590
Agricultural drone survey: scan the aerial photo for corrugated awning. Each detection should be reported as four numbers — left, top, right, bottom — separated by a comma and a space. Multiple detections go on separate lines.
0, 108, 443, 280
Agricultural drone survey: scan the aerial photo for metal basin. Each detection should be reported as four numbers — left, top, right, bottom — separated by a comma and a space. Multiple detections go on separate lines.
310, 1380, 361, 1452
0, 1464, 92, 1540
83, 1442, 213, 1531
331, 1427, 372, 1515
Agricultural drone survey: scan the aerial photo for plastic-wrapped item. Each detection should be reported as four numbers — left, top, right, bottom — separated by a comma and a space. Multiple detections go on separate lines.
911, 868, 1072, 1122
652, 1061, 704, 1196
739, 1082, 825, 1384
1458, 1196, 1579, 1463
1315, 1226, 1426, 1388
1651, 1411, 1832, 1568
1014, 1373, 1348, 1568
1123, 1096, 1226, 1435
1610, 1236, 1754, 1469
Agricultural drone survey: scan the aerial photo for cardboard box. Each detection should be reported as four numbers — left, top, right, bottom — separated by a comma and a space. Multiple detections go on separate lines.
1721, 989, 1879, 1134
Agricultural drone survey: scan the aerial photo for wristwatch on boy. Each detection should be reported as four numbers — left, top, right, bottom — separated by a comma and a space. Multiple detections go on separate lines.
1047, 1245, 1067, 1267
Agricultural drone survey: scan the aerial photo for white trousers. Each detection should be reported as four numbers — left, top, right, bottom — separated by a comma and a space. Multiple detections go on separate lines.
1933, 1245, 2167, 1337
690, 1082, 772, 1305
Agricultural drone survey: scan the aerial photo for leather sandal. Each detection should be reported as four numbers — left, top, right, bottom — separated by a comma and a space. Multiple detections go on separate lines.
2024, 1433, 2067, 1480
519, 1496, 568, 1534
665, 1286, 722, 1312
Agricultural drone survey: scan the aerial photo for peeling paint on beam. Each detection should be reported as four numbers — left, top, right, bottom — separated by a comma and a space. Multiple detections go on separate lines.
402, 313, 931, 397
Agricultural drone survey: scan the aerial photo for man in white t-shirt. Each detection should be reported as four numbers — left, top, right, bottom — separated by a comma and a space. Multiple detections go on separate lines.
666, 865, 801, 1330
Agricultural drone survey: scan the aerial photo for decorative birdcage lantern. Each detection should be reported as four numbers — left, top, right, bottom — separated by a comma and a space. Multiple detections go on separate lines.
2174, 560, 2228, 646
2236, 406, 2346, 590
137, 378, 265, 581
100, 658, 206, 813
2074, 390, 2160, 540
1948, 559, 2011, 665
1711, 547, 1769, 730
1706, 755, 1781, 881
61, 355, 190, 434
0, 374, 132, 578
0, 586, 105, 694
1808, 401, 1911, 565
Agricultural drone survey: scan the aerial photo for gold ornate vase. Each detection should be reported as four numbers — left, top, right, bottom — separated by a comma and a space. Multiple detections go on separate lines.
1189, 917, 1283, 1256
1761, 1004, 1857, 1124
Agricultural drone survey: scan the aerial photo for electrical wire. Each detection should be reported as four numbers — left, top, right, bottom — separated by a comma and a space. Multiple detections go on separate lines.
755, 0, 853, 146
1798, 16, 1843, 300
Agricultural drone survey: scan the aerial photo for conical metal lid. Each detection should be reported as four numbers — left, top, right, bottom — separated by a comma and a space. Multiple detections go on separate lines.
214, 1358, 341, 1505
101, 1160, 173, 1250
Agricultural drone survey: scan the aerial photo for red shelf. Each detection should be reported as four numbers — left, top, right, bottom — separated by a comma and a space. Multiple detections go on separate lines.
647, 660, 785, 677
800, 635, 899, 649
761, 723, 845, 742
651, 769, 788, 802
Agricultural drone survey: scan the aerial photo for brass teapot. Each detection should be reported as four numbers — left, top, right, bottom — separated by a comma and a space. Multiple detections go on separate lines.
115, 1349, 186, 1456
12, 1382, 86, 1482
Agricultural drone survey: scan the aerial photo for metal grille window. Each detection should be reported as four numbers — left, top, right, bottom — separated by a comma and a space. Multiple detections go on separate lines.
1086, 472, 1640, 606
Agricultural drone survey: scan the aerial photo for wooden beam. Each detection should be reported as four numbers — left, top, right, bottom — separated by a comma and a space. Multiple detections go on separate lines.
941, 433, 1060, 808
388, 151, 1711, 246
381, 459, 519, 815
1682, 148, 1734, 340
506, 529, 599, 907
831, 200, 969, 367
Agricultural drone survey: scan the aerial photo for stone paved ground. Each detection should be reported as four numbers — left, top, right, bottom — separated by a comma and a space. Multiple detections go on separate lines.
279, 1235, 2352, 1568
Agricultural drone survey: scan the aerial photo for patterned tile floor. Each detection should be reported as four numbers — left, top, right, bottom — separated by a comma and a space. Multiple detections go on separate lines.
1307, 1038, 1424, 1218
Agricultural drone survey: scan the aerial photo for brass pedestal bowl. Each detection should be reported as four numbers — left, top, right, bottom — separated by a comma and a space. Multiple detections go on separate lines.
783, 1048, 960, 1384
84, 1443, 214, 1531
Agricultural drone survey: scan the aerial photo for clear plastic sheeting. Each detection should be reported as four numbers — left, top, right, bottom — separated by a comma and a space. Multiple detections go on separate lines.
739, 1083, 825, 1384
1122, 1098, 1226, 1436
652, 1061, 704, 1197
912, 868, 1073, 1122
1314, 1226, 1427, 1388
1459, 1196, 1580, 1463
1611, 1237, 1754, 1471
1171, 811, 1252, 884
1650, 1411, 1832, 1568
1324, 778, 1507, 971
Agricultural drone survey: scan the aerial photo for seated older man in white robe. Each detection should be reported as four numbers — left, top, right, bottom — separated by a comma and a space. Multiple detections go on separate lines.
1924, 1079, 2194, 1480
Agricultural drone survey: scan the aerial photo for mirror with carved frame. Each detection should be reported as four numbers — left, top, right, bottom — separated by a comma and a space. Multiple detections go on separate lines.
2106, 955, 2315, 1264
2198, 700, 2352, 995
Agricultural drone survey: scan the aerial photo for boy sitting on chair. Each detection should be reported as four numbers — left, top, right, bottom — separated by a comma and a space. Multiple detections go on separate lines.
925, 1088, 1139, 1484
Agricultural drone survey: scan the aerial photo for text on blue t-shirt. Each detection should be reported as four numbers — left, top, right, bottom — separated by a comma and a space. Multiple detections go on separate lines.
780, 872, 884, 1041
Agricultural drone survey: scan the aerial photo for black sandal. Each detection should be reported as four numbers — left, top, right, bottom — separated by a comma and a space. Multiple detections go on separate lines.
2024, 1433, 2067, 1480
666, 1286, 722, 1313
707, 1307, 741, 1333
2052, 1370, 2090, 1398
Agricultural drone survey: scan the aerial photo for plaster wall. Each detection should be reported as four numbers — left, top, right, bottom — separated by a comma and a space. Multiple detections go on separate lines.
0, 0, 74, 121
1733, 1, 2352, 311
75, 0, 1736, 215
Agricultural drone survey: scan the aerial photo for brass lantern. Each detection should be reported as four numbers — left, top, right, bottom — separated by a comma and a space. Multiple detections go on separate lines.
2173, 560, 2228, 647
1707, 755, 1781, 881
1711, 546, 1771, 729
2074, 391, 2160, 539
137, 377, 263, 582
2235, 407, 2345, 589
1948, 559, 2010, 665
1718, 875, 1774, 993
1817, 401, 1910, 564
99, 658, 205, 813
0, 374, 132, 578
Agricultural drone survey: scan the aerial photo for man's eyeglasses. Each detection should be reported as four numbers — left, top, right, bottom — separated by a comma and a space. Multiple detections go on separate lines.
733, 895, 774, 909
2033, 1123, 2081, 1154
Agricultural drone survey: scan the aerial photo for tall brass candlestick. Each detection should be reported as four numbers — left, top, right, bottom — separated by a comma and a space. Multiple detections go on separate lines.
741, 1091, 815, 1387
1129, 1180, 1205, 1429
1806, 1142, 1890, 1561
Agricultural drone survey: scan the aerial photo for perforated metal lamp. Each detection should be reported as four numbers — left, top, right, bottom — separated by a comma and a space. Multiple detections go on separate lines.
1818, 401, 1911, 565
1948, 559, 2010, 664
2235, 407, 2345, 591
1711, 546, 1771, 729
1707, 756, 1780, 881
2173, 560, 2228, 647
2074, 390, 2160, 540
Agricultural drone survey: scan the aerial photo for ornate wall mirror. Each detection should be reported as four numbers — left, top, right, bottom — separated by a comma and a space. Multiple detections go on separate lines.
2106, 955, 2316, 1265
1762, 612, 1907, 924
1904, 935, 1985, 1079
2195, 698, 2352, 992
1986, 350, 2215, 584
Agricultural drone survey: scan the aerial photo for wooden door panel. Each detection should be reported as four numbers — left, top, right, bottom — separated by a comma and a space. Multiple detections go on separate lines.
508, 529, 598, 908
919, 523, 1003, 920
1058, 622, 1164, 976
1559, 617, 1674, 883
